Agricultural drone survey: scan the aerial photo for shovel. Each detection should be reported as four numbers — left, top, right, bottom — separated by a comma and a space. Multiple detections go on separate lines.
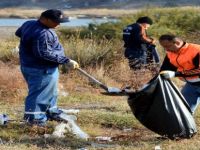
76, 68, 128, 95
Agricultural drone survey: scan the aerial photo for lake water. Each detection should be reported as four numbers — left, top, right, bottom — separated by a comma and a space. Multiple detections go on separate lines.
0, 18, 117, 27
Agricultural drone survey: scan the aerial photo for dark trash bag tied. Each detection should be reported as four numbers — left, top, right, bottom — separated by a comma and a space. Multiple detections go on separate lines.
128, 75, 197, 139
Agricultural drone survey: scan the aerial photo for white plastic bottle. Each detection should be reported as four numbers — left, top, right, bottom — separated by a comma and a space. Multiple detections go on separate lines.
0, 114, 8, 125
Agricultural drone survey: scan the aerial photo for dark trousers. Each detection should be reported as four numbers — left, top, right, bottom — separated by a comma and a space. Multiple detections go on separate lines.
124, 45, 160, 70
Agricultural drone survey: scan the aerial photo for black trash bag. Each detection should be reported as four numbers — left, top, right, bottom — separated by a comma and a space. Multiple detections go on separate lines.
128, 75, 197, 139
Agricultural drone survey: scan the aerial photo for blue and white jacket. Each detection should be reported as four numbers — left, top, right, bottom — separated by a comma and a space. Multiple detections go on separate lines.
15, 20, 69, 69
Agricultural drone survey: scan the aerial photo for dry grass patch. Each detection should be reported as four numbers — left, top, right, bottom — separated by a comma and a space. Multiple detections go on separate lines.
0, 61, 25, 103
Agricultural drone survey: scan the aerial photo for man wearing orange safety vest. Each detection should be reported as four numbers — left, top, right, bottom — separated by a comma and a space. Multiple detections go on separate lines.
159, 34, 200, 113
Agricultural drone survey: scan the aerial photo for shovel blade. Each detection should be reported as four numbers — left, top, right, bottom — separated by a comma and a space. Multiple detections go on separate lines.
107, 87, 122, 93
101, 87, 134, 96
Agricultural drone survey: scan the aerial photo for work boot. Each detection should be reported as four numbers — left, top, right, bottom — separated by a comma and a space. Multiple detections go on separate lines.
47, 109, 64, 122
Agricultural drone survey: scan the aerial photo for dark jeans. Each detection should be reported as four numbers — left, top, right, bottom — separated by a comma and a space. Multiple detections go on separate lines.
125, 45, 160, 70
181, 83, 200, 113
146, 44, 160, 63
125, 48, 146, 69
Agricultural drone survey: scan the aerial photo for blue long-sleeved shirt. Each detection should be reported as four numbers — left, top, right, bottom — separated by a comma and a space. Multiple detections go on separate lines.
15, 20, 69, 68
123, 23, 153, 49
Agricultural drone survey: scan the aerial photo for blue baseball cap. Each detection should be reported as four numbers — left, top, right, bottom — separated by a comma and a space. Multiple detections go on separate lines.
41, 9, 69, 23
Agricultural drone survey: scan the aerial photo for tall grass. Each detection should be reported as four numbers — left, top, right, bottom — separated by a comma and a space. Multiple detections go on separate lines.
61, 35, 122, 67
3, 6, 200, 93
75, 7, 200, 41
57, 7, 200, 66
2, 7, 200, 88
0, 61, 26, 103
0, 38, 19, 63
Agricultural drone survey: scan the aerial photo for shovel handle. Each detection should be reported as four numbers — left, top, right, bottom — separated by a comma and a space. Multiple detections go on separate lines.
76, 68, 108, 91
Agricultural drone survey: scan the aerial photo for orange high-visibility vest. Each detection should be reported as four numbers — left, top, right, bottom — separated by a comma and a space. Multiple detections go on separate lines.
167, 43, 200, 82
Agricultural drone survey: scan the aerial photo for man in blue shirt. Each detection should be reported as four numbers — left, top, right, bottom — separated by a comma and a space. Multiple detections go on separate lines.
15, 9, 79, 126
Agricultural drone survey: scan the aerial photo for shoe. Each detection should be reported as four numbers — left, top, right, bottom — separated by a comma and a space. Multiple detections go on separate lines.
48, 113, 66, 122
48, 113, 77, 123
47, 109, 64, 122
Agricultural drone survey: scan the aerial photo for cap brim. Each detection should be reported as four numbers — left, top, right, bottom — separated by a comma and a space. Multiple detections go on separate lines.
59, 18, 69, 23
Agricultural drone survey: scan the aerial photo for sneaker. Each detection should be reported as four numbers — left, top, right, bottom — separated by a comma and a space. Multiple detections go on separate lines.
48, 113, 77, 123
47, 109, 64, 122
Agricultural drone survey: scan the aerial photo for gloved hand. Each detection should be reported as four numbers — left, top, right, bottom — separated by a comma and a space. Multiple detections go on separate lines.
160, 70, 175, 79
67, 59, 79, 69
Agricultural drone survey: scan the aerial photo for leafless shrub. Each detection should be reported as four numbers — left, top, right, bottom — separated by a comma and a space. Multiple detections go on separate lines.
0, 61, 26, 103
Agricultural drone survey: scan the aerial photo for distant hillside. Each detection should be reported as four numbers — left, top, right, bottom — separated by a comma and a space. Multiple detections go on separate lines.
1, 0, 200, 9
